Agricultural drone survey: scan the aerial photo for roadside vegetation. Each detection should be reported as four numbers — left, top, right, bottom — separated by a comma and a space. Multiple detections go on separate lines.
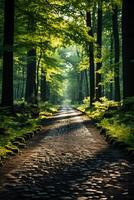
77, 97, 134, 153
0, 103, 59, 165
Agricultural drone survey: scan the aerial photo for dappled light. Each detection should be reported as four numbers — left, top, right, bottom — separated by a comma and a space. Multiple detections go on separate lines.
0, 0, 134, 199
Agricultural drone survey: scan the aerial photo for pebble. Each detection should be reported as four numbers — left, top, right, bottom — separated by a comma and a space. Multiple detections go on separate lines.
77, 197, 88, 200
60, 196, 73, 200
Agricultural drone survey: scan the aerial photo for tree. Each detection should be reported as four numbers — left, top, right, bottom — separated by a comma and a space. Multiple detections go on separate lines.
25, 47, 37, 104
96, 0, 103, 101
86, 11, 95, 107
122, 0, 134, 99
1, 0, 15, 107
112, 4, 120, 101
25, 16, 37, 104
40, 69, 49, 101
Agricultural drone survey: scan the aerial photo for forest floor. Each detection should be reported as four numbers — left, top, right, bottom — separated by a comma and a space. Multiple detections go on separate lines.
0, 107, 134, 200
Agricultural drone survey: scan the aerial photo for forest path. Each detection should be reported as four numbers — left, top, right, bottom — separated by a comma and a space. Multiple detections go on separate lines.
0, 107, 134, 200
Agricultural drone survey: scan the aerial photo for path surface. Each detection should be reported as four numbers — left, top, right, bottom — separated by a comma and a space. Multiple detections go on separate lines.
0, 108, 134, 200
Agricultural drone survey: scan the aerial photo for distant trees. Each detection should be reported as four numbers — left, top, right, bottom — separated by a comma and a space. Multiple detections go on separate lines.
0, 0, 133, 108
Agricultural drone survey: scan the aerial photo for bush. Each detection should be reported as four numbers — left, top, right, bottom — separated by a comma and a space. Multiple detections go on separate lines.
77, 96, 134, 150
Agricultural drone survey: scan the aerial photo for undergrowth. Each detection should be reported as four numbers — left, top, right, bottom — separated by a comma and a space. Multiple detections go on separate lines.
0, 102, 59, 163
77, 96, 134, 151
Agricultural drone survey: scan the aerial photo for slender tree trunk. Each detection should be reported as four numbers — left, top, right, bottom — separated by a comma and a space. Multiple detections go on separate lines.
84, 70, 89, 97
122, 0, 134, 99
21, 65, 25, 99
86, 11, 95, 107
40, 68, 48, 101
2, 0, 15, 107
109, 31, 114, 100
35, 49, 42, 103
96, 1, 102, 101
112, 5, 120, 101
25, 48, 37, 104
78, 72, 83, 103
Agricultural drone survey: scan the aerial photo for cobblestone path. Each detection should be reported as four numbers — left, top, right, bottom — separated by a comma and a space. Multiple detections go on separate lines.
0, 108, 134, 200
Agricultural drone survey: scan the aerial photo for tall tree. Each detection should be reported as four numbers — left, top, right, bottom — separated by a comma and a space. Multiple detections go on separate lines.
112, 4, 120, 101
40, 69, 49, 101
25, 17, 37, 104
78, 71, 84, 103
25, 47, 37, 104
122, 0, 134, 99
96, 0, 103, 101
86, 11, 95, 107
2, 0, 15, 107
109, 30, 114, 100
84, 69, 89, 97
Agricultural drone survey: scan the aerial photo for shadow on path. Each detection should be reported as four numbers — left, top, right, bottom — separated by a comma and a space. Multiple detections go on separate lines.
0, 147, 134, 200
0, 108, 134, 200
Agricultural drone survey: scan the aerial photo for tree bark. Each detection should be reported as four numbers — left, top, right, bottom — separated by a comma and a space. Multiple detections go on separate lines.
122, 0, 134, 98
2, 0, 15, 107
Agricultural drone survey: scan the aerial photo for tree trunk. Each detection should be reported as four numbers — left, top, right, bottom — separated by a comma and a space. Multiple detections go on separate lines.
40, 68, 49, 101
122, 0, 134, 98
25, 48, 37, 104
36, 49, 42, 100
2, 0, 15, 107
112, 5, 120, 101
78, 72, 83, 103
96, 1, 102, 101
21, 65, 25, 99
86, 11, 95, 108
84, 70, 89, 97
109, 31, 114, 100
25, 16, 37, 104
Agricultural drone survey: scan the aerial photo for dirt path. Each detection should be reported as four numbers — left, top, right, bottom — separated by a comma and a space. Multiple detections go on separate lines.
0, 107, 134, 200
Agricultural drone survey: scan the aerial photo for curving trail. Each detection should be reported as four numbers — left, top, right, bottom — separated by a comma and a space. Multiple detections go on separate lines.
0, 107, 134, 200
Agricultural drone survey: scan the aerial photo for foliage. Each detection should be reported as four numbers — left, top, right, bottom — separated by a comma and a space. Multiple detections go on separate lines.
39, 102, 59, 119
77, 96, 90, 112
0, 103, 59, 161
78, 96, 119, 119
77, 96, 134, 150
